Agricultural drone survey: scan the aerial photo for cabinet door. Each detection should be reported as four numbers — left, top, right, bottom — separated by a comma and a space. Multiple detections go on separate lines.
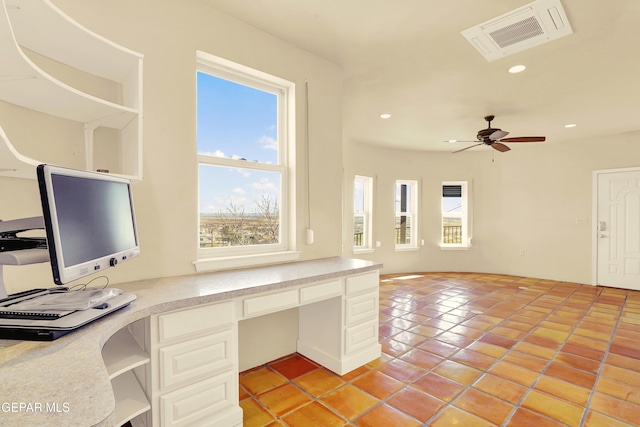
159, 371, 236, 427
159, 329, 234, 389
345, 319, 378, 355
345, 292, 378, 326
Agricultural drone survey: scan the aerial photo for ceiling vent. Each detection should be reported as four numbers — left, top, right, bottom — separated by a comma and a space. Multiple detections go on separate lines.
462, 0, 573, 61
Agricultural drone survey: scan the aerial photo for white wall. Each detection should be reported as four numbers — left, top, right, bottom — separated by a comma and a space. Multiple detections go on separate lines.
1, 0, 344, 294
344, 131, 640, 284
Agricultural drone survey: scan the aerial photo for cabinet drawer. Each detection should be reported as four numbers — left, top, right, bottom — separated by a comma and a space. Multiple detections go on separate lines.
345, 272, 379, 296
300, 279, 342, 304
160, 371, 236, 427
159, 329, 234, 389
243, 289, 298, 318
345, 319, 379, 355
157, 301, 234, 343
345, 292, 378, 326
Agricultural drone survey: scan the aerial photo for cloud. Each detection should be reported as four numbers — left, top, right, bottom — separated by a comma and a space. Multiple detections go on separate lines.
258, 135, 277, 150
232, 187, 245, 195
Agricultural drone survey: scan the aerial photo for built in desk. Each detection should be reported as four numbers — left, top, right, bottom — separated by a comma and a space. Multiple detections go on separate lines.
0, 257, 382, 427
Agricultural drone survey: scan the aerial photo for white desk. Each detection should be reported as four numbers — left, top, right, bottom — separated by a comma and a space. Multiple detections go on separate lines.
0, 257, 382, 427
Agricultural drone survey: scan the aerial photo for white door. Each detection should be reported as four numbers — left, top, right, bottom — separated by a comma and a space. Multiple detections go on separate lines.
595, 168, 640, 290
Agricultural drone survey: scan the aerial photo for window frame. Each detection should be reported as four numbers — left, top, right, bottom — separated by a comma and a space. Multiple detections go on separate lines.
440, 180, 471, 249
195, 51, 298, 271
394, 179, 418, 251
353, 175, 374, 253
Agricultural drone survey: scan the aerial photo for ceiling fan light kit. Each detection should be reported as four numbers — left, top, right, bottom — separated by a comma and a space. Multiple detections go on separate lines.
452, 115, 546, 154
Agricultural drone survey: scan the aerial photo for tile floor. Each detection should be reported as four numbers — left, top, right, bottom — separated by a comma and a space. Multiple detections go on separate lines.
239, 272, 640, 426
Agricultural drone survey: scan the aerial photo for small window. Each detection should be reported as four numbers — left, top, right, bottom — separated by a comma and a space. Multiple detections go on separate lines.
442, 181, 470, 247
395, 180, 418, 250
353, 175, 373, 252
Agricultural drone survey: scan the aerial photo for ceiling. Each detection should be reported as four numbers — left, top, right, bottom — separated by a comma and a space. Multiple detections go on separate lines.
200, 0, 640, 152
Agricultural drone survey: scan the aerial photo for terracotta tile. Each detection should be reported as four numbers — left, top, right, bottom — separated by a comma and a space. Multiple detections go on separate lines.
553, 351, 601, 373
601, 364, 640, 387
352, 370, 404, 399
590, 392, 640, 425
240, 367, 288, 395
610, 336, 640, 359
407, 324, 446, 338
502, 351, 547, 372
583, 411, 637, 427
321, 385, 378, 420
270, 354, 318, 379
595, 376, 640, 405
544, 362, 597, 389
523, 334, 563, 351
479, 333, 518, 349
506, 408, 567, 427
241, 397, 276, 427
473, 374, 527, 403
417, 339, 459, 358
401, 348, 444, 369
380, 337, 412, 357
281, 401, 346, 427
430, 406, 498, 427
293, 368, 345, 397
379, 323, 403, 338
521, 390, 584, 427
491, 326, 527, 340
387, 387, 445, 422
573, 327, 614, 342
466, 341, 508, 358
501, 320, 536, 332
453, 388, 514, 425
433, 360, 482, 385
566, 334, 609, 351
341, 365, 371, 381
355, 403, 422, 427
391, 330, 429, 346
411, 372, 465, 402
422, 317, 457, 331
378, 358, 426, 383
561, 342, 605, 361
605, 353, 640, 371
435, 331, 474, 347
257, 383, 312, 417
450, 349, 496, 370
488, 361, 539, 387
239, 385, 250, 400
534, 375, 591, 406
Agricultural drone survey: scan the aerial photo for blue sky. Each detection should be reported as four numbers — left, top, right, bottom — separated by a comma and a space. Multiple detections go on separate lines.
197, 72, 280, 214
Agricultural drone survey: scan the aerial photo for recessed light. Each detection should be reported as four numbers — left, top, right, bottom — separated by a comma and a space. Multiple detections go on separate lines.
380, 113, 391, 119
508, 65, 526, 74
564, 123, 577, 128
448, 139, 458, 143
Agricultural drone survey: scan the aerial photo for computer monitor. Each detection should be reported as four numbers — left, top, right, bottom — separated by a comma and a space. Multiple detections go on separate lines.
36, 164, 140, 285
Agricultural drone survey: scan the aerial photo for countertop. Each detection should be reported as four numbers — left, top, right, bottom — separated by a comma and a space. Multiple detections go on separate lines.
0, 256, 382, 427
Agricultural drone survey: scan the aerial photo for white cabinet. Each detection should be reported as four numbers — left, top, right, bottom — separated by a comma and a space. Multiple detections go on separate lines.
0, 0, 143, 179
101, 320, 151, 427
148, 301, 242, 427
297, 272, 381, 375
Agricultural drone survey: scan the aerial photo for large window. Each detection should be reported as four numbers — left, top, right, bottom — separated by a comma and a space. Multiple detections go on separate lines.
395, 180, 418, 250
353, 175, 373, 252
442, 181, 469, 247
196, 52, 295, 265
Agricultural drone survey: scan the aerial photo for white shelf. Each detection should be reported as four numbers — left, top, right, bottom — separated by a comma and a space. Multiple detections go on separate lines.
0, 0, 143, 179
102, 327, 150, 380
111, 370, 151, 427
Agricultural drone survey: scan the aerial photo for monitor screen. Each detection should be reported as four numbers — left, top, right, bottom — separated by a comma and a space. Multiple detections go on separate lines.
36, 164, 140, 285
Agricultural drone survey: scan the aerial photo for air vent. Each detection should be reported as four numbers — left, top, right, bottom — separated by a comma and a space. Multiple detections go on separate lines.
462, 0, 573, 61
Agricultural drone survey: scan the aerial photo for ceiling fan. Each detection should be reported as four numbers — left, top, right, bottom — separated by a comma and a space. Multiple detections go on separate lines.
451, 115, 546, 153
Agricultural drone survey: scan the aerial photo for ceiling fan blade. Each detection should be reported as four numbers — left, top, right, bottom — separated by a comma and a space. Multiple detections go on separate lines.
491, 142, 510, 152
452, 143, 483, 154
500, 136, 546, 143
490, 130, 509, 140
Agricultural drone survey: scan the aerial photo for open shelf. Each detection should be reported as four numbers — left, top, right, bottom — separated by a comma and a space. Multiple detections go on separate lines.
102, 327, 150, 380
0, 0, 143, 179
111, 370, 151, 427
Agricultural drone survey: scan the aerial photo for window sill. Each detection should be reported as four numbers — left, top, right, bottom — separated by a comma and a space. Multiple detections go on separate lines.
194, 251, 301, 272
394, 246, 419, 252
353, 248, 375, 255
439, 245, 471, 251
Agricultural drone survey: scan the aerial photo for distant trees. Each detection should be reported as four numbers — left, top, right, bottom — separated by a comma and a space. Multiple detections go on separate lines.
200, 195, 279, 247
